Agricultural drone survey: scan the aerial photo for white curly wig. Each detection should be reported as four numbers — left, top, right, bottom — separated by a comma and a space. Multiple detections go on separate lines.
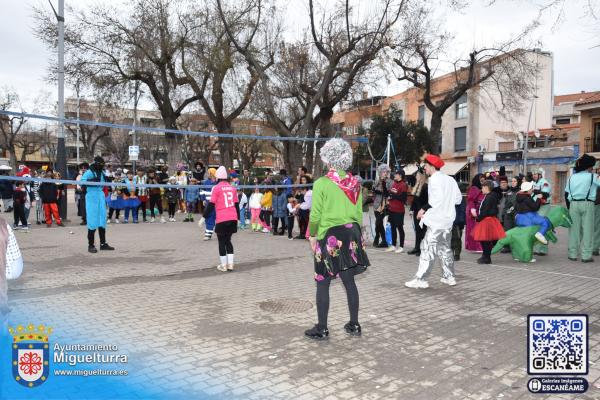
320, 138, 353, 171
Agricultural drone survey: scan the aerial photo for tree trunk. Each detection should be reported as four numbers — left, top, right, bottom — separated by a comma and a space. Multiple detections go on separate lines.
313, 109, 334, 177
283, 141, 304, 176
304, 129, 316, 174
216, 122, 234, 168
8, 147, 17, 170
429, 112, 443, 155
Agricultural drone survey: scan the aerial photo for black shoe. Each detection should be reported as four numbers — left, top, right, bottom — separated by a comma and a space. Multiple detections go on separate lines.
372, 240, 379, 247
80, 221, 86, 225
453, 255, 460, 261
36, 221, 41, 225
88, 245, 98, 253
376, 243, 388, 249
582, 258, 594, 263
304, 325, 329, 340
477, 257, 491, 264
533, 252, 547, 256
407, 248, 419, 255
343, 322, 362, 336
500, 247, 511, 254
568, 257, 578, 262
100, 243, 115, 251
294, 236, 305, 240
593, 251, 600, 256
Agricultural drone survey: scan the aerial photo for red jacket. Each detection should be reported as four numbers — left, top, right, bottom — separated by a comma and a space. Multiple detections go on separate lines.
388, 180, 408, 213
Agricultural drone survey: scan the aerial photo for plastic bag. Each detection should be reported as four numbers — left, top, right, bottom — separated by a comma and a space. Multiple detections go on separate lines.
5, 225, 23, 280
385, 222, 392, 245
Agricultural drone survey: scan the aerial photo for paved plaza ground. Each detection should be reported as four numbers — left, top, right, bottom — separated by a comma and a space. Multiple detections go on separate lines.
5, 200, 600, 399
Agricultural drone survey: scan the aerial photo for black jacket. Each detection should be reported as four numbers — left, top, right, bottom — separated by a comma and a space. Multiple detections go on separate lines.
411, 183, 428, 212
39, 182, 59, 204
476, 190, 500, 221
515, 193, 541, 214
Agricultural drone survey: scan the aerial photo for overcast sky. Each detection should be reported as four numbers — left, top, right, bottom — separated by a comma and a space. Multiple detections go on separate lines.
0, 0, 598, 111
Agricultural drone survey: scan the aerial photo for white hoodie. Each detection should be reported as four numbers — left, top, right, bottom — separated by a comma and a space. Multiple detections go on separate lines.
249, 192, 263, 209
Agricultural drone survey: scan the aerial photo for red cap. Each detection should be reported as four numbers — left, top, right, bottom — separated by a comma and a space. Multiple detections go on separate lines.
424, 154, 444, 169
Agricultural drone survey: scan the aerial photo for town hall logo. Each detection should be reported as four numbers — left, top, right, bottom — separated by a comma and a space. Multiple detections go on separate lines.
9, 324, 52, 388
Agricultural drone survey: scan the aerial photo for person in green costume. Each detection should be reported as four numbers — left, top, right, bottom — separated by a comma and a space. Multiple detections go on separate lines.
492, 206, 572, 262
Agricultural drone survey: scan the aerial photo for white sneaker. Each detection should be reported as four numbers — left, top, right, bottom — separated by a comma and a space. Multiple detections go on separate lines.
107, 219, 111, 224
405, 278, 429, 289
262, 228, 270, 233
216, 265, 228, 272
534, 232, 548, 245
385, 246, 395, 252
203, 236, 211, 241
115, 219, 120, 224
440, 277, 457, 286
395, 246, 404, 254
160, 217, 166, 223
227, 265, 234, 271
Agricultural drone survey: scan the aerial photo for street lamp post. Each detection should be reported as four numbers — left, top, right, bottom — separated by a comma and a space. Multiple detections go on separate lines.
49, 0, 67, 219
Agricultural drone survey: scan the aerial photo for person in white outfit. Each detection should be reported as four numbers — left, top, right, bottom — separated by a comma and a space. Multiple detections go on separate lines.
405, 155, 462, 289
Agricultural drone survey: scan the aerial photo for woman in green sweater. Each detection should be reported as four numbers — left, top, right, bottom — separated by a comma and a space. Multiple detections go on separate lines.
304, 139, 370, 340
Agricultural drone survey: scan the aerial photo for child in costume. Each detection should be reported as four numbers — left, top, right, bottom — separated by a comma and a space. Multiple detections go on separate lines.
514, 181, 550, 245
248, 187, 263, 232
81, 156, 114, 253
473, 180, 506, 264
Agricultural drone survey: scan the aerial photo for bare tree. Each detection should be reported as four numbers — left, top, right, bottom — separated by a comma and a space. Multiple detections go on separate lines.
103, 129, 131, 167
178, 2, 260, 168
0, 89, 49, 168
34, 0, 200, 170
217, 0, 405, 175
390, 4, 540, 150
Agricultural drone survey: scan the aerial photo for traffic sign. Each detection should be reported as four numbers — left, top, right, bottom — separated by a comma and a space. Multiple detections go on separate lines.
129, 145, 139, 156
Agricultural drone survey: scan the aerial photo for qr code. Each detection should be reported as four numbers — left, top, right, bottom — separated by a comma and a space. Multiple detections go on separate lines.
528, 315, 588, 375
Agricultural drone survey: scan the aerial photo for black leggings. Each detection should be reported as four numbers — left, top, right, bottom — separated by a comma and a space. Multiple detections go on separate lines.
149, 194, 163, 217
272, 217, 286, 233
168, 203, 176, 218
13, 204, 27, 227
374, 211, 386, 244
316, 269, 359, 329
217, 233, 234, 256
481, 240, 497, 259
287, 215, 295, 238
137, 199, 147, 221
108, 208, 120, 219
88, 227, 107, 246
389, 211, 405, 247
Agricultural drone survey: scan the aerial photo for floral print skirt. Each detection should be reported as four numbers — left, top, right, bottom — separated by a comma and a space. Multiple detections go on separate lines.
313, 223, 370, 281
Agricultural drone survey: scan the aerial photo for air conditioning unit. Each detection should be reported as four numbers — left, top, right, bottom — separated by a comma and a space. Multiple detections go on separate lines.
477, 144, 487, 153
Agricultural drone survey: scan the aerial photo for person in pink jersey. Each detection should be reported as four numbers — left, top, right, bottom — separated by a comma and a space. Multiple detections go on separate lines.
199, 166, 239, 272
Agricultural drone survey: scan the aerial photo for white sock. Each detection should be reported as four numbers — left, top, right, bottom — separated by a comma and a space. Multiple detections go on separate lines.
227, 254, 234, 266
220, 256, 227, 266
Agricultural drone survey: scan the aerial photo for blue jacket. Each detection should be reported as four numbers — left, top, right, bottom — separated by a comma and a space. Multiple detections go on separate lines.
273, 192, 288, 218
185, 186, 200, 202
281, 176, 293, 197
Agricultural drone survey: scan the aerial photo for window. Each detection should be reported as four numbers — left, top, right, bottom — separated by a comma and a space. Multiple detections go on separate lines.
454, 127, 467, 152
556, 171, 567, 204
455, 94, 467, 119
418, 105, 425, 125
555, 118, 570, 125
498, 142, 514, 151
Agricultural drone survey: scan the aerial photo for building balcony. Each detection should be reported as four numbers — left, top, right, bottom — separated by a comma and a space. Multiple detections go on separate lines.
584, 137, 600, 153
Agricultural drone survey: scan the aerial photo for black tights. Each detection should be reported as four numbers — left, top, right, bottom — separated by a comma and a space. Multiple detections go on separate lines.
168, 203, 176, 218
316, 269, 359, 329
413, 211, 426, 250
136, 201, 147, 221
149, 195, 163, 217
481, 240, 497, 259
217, 233, 233, 256
389, 211, 405, 247
88, 227, 107, 247
374, 211, 386, 245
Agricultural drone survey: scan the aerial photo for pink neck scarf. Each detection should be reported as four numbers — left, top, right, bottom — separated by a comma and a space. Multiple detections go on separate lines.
326, 169, 360, 204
